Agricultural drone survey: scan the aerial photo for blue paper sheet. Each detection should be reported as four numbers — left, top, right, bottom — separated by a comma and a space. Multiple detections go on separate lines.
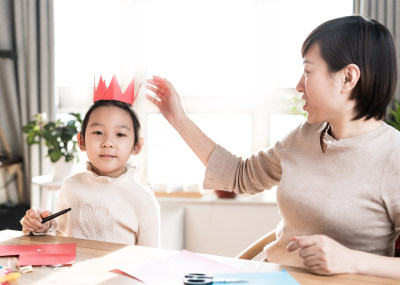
215, 270, 300, 285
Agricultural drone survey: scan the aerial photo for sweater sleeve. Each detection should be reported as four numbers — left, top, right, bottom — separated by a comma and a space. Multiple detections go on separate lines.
203, 124, 300, 194
137, 191, 161, 247
381, 145, 400, 233
203, 145, 281, 194
54, 182, 69, 237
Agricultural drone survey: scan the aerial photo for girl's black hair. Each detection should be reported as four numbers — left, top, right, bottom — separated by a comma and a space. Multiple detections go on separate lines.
80, 100, 141, 145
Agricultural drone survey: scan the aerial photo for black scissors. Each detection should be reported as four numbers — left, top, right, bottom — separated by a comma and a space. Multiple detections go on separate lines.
183, 273, 248, 284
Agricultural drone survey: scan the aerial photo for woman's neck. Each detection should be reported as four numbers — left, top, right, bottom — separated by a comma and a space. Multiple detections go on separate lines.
329, 118, 383, 140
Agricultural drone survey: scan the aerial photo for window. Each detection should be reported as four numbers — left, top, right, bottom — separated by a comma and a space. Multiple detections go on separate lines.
54, 0, 353, 188
147, 114, 252, 187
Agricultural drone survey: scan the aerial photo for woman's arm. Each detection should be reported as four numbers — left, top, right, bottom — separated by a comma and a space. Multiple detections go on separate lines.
287, 234, 400, 279
146, 75, 216, 166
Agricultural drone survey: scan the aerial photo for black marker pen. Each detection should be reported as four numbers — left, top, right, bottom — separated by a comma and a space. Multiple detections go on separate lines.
41, 208, 71, 224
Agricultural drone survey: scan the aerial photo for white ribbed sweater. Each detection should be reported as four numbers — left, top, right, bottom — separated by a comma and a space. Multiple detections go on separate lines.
53, 163, 160, 247
204, 122, 400, 267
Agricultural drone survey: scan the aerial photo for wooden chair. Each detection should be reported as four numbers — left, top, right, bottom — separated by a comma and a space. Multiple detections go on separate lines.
0, 126, 24, 203
236, 230, 276, 260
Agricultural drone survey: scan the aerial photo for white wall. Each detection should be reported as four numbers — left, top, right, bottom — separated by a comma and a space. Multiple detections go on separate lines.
158, 194, 281, 259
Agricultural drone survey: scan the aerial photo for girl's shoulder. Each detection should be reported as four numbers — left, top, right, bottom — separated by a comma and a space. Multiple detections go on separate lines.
62, 170, 90, 183
123, 168, 157, 197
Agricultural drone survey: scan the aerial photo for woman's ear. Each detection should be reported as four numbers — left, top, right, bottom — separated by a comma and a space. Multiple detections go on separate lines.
132, 137, 144, 155
342, 64, 360, 93
77, 132, 86, 151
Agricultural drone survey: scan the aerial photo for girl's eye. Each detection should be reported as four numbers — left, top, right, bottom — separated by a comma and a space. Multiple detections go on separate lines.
117, 133, 126, 137
93, 131, 103, 135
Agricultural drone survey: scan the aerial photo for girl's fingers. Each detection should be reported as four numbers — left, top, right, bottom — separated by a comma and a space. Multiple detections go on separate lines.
27, 215, 43, 228
41, 210, 51, 218
25, 219, 42, 231
21, 219, 37, 232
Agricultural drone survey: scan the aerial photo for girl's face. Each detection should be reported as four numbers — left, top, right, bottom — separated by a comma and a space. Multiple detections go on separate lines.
296, 43, 349, 125
79, 106, 140, 178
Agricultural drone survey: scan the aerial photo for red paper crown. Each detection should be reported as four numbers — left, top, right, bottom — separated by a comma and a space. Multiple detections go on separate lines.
93, 75, 140, 106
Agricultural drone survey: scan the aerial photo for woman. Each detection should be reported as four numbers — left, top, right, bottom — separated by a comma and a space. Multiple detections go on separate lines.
146, 16, 399, 278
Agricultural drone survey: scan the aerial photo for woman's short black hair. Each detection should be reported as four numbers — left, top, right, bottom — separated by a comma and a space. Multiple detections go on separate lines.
80, 100, 141, 146
302, 15, 397, 120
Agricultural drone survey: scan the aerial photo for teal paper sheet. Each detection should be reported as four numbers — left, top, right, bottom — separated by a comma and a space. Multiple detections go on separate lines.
215, 270, 300, 285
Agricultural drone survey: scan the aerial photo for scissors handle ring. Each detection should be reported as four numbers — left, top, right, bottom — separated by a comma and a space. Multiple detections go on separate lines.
183, 278, 212, 285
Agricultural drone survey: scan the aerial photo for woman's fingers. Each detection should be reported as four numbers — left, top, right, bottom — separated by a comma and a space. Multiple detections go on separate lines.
146, 84, 164, 98
145, 93, 161, 107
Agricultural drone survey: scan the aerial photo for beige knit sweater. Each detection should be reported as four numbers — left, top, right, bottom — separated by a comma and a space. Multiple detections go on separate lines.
204, 122, 400, 267
53, 163, 160, 247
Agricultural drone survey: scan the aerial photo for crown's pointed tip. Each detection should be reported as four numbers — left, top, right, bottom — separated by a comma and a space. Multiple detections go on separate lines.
93, 75, 138, 105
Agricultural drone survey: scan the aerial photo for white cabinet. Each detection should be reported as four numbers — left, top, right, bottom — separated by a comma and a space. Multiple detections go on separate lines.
158, 194, 281, 258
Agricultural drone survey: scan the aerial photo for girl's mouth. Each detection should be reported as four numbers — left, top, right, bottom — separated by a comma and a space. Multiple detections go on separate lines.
100, 154, 115, 158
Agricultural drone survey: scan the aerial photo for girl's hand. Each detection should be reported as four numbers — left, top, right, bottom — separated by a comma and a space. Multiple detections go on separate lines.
146, 75, 187, 124
287, 235, 357, 275
20, 208, 52, 235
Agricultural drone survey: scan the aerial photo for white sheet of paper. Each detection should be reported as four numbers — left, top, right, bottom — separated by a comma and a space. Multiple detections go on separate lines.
116, 249, 243, 284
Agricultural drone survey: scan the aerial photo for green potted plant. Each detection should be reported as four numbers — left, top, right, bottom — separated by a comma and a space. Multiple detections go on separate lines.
22, 112, 83, 181
386, 101, 400, 131
22, 112, 82, 163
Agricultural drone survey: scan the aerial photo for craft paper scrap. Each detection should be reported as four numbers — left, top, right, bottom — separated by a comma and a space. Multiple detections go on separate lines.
0, 272, 21, 283
0, 243, 76, 266
215, 270, 300, 285
116, 250, 242, 283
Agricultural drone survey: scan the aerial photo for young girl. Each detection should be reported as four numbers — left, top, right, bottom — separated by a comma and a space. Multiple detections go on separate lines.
146, 16, 400, 278
21, 76, 160, 247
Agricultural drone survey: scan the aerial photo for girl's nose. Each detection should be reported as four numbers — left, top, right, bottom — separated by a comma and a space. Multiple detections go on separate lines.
101, 136, 114, 148
296, 74, 305, 93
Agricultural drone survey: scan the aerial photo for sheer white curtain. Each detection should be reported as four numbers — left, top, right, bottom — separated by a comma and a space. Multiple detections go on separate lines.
0, 0, 54, 204
360, 0, 400, 107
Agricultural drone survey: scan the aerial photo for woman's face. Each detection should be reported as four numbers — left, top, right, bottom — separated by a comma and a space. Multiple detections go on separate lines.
296, 43, 349, 125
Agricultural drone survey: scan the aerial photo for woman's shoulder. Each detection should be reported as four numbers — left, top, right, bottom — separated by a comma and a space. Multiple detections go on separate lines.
299, 121, 326, 135
278, 121, 325, 147
382, 122, 400, 141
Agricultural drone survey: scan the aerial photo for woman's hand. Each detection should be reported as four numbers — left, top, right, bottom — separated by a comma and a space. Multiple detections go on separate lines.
20, 208, 52, 235
146, 75, 187, 124
287, 235, 357, 275
146, 75, 216, 166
